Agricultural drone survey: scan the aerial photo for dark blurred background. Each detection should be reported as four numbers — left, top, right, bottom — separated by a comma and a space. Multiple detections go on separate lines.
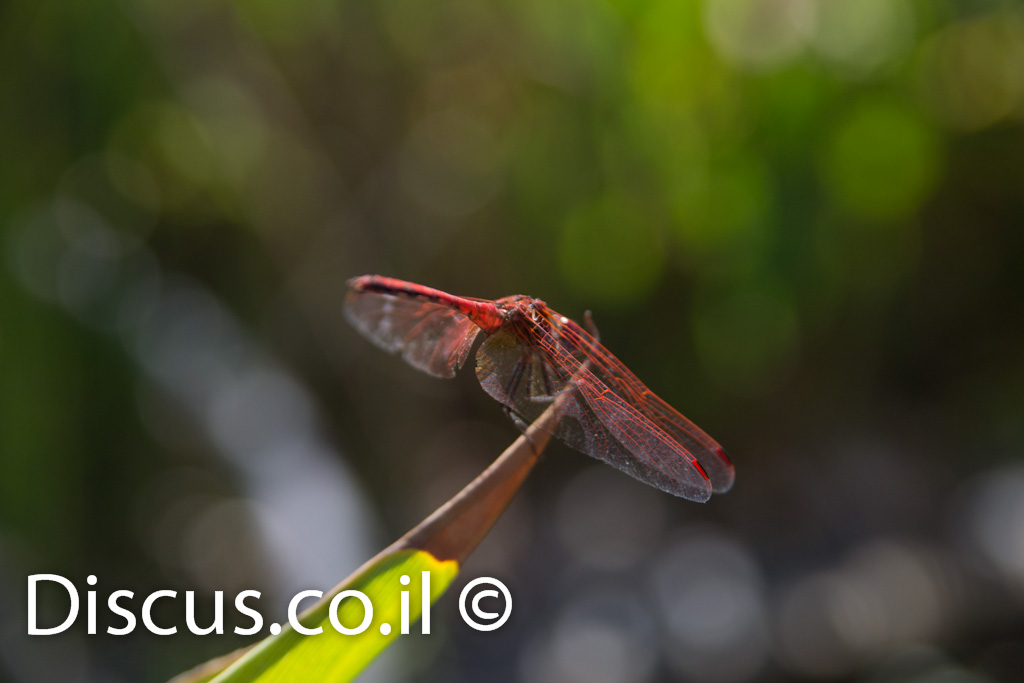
2, 0, 1024, 681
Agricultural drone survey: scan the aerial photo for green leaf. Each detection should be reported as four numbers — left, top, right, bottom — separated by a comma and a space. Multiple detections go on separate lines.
210, 550, 458, 683
168, 401, 562, 683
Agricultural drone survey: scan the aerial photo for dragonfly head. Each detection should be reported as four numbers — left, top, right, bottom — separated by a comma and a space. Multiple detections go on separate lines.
491, 296, 549, 329
495, 295, 534, 311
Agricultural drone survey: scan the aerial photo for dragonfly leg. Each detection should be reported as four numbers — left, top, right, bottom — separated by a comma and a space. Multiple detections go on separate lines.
502, 352, 527, 403
539, 359, 556, 398
583, 310, 600, 342
502, 404, 543, 456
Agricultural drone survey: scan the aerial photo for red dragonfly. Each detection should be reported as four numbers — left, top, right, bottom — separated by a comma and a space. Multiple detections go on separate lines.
345, 275, 733, 502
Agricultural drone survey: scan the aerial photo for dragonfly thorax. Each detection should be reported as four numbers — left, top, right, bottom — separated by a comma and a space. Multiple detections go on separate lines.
345, 275, 735, 501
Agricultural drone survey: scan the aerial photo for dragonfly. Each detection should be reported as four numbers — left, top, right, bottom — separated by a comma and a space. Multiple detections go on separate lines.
344, 275, 733, 502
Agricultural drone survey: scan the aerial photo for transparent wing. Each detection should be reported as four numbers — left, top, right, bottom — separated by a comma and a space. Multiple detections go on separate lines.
344, 290, 481, 378
554, 319, 735, 494
475, 323, 714, 501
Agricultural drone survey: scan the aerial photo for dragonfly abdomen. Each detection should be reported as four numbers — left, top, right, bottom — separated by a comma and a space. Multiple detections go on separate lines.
349, 275, 505, 333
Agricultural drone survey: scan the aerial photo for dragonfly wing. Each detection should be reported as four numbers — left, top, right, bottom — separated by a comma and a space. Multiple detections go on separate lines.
344, 290, 480, 378
552, 321, 735, 494
569, 377, 713, 501
475, 326, 713, 501
641, 395, 734, 493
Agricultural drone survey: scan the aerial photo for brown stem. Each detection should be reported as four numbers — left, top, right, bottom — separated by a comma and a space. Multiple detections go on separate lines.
166, 405, 559, 683
389, 403, 558, 563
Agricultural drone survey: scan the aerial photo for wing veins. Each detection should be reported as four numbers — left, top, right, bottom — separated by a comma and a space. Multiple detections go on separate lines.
522, 320, 711, 491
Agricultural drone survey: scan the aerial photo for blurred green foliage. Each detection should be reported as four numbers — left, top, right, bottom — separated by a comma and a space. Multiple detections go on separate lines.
2, 0, 1024, 681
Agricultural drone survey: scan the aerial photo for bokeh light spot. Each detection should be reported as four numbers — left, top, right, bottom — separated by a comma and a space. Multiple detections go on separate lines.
654, 529, 769, 682
155, 101, 219, 188
704, 0, 814, 71
671, 155, 773, 257
399, 108, 504, 218
811, 0, 914, 79
234, 0, 341, 46
691, 278, 799, 396
630, 0, 725, 110
916, 11, 1024, 131
555, 465, 668, 570
822, 99, 941, 221
961, 464, 1024, 589
558, 194, 666, 307
182, 77, 271, 187
520, 590, 657, 683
